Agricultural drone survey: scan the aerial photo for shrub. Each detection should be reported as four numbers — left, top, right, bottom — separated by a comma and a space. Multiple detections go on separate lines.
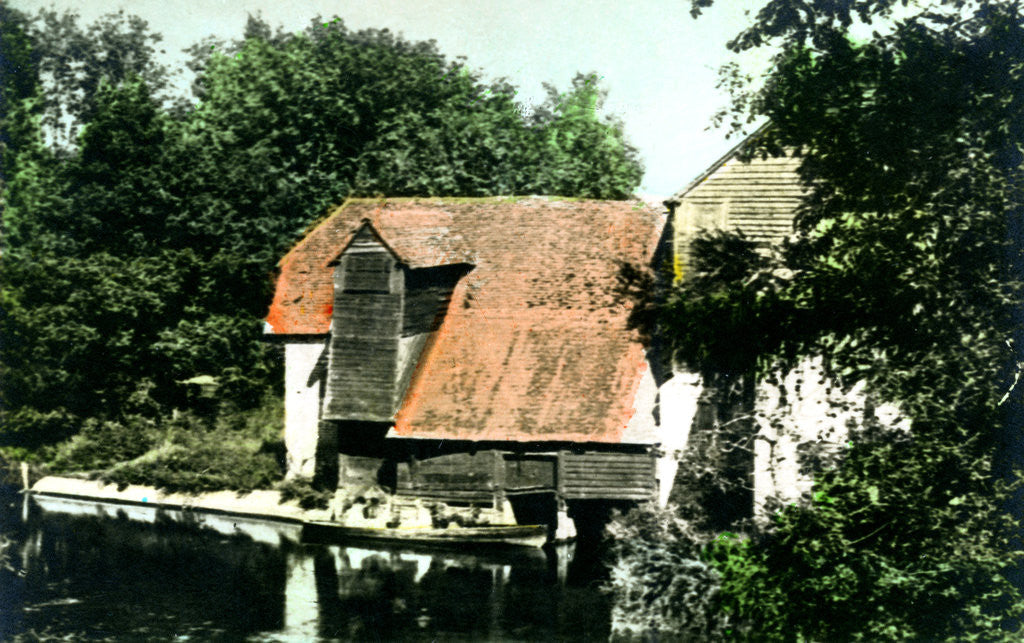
102, 428, 282, 493
49, 415, 161, 473
604, 504, 731, 641
215, 394, 283, 441
277, 476, 332, 510
48, 394, 286, 494
709, 431, 1024, 641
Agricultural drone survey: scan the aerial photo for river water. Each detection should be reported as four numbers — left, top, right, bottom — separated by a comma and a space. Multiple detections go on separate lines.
0, 487, 612, 641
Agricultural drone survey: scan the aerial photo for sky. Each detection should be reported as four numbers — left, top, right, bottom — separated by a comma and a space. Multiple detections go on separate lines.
10, 0, 773, 198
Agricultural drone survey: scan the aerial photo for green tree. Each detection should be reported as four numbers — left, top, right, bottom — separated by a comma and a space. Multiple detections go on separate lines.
174, 17, 641, 257
0, 71, 276, 444
623, 1, 1024, 639
531, 72, 644, 198
1, 60, 184, 443
68, 77, 171, 255
20, 9, 172, 149
0, 5, 40, 175
0, 11, 642, 460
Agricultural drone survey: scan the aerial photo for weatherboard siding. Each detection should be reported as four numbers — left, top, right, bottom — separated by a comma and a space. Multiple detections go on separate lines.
396, 451, 500, 505
324, 235, 402, 422
673, 153, 803, 278
503, 456, 556, 493
558, 452, 657, 501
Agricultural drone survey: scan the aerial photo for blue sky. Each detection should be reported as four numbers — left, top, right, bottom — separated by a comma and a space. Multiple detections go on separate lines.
11, 0, 771, 197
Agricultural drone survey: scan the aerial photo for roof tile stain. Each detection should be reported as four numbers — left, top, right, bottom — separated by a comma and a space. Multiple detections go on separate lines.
268, 197, 665, 444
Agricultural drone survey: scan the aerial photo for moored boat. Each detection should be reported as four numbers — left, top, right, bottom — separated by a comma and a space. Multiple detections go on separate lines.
301, 521, 548, 549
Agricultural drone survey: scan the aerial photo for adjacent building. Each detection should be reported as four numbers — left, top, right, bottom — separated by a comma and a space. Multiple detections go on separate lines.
663, 136, 906, 520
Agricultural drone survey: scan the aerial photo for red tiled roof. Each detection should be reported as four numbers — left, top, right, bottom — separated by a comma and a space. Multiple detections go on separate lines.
266, 197, 666, 444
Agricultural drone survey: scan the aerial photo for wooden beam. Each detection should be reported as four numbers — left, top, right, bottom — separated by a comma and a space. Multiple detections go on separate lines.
556, 450, 568, 499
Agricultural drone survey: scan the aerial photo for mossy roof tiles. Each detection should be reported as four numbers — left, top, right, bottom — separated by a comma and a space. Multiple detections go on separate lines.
266, 196, 665, 444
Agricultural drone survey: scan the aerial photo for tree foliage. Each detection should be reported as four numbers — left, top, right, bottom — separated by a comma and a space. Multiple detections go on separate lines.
19, 9, 172, 149
711, 428, 1022, 640
0, 5, 38, 174
0, 11, 642, 473
623, 0, 1024, 639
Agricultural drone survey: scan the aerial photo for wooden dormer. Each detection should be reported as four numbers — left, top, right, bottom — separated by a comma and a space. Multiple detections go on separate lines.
323, 221, 472, 423
324, 224, 402, 421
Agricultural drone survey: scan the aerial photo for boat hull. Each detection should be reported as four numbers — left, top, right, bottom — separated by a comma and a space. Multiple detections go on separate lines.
301, 522, 548, 549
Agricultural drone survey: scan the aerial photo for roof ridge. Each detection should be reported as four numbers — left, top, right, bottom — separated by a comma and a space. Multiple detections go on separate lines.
337, 195, 652, 205
664, 121, 773, 207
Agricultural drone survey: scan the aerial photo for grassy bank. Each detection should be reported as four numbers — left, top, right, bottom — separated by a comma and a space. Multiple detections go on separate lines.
4, 395, 287, 495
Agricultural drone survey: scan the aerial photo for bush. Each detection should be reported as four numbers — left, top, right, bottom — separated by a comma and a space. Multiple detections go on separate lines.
277, 476, 332, 510
47, 394, 286, 494
214, 393, 283, 441
49, 415, 161, 473
604, 504, 731, 641
709, 431, 1024, 641
103, 435, 281, 494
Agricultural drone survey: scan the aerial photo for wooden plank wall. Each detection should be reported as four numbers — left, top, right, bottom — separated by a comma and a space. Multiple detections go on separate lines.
396, 451, 499, 504
343, 252, 392, 292
503, 456, 556, 493
558, 452, 656, 501
324, 231, 402, 421
402, 265, 466, 336
392, 450, 656, 504
675, 153, 803, 277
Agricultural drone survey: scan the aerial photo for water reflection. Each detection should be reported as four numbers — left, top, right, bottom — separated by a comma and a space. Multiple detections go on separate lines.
0, 490, 610, 641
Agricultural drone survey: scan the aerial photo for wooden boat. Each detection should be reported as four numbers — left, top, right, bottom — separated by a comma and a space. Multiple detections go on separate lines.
301, 521, 548, 549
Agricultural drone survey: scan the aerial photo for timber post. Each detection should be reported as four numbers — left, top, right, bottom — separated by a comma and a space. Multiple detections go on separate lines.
313, 420, 339, 490
553, 451, 577, 541
492, 450, 507, 516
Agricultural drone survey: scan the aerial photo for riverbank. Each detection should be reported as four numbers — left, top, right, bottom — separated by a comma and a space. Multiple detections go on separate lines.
29, 476, 547, 549
31, 475, 330, 523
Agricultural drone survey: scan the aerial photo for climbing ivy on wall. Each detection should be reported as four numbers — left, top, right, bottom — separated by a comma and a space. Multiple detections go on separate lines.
611, 1, 1024, 639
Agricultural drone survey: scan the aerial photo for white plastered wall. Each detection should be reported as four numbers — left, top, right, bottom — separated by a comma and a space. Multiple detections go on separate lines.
654, 370, 704, 507
753, 356, 908, 520
622, 356, 706, 508
284, 340, 325, 479
654, 358, 908, 519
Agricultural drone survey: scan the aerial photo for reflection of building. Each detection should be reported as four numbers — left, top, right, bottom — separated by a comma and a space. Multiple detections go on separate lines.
283, 544, 605, 640
19, 498, 604, 640
265, 197, 672, 536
